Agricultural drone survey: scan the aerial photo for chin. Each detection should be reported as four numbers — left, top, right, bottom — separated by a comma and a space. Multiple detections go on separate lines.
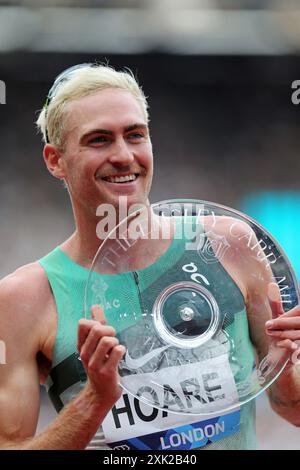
107, 193, 148, 208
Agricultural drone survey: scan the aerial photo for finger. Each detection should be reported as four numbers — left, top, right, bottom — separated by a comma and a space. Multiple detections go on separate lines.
80, 324, 117, 364
77, 319, 115, 352
265, 317, 300, 331
266, 329, 300, 341
268, 283, 284, 319
274, 304, 300, 319
91, 305, 107, 324
88, 337, 120, 369
102, 345, 126, 373
77, 319, 95, 351
276, 339, 298, 352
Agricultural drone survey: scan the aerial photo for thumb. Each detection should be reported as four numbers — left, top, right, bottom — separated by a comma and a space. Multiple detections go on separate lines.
91, 304, 107, 324
267, 282, 284, 319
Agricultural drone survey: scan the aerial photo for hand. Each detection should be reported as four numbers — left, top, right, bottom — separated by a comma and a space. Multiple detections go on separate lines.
265, 283, 300, 358
77, 305, 126, 409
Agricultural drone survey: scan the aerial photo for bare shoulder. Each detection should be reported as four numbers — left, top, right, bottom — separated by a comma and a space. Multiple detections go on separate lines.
202, 215, 271, 300
203, 215, 258, 253
0, 263, 55, 440
0, 262, 56, 359
0, 261, 52, 310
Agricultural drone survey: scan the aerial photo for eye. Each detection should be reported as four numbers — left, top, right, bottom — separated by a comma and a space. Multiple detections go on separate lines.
89, 135, 110, 145
127, 132, 145, 140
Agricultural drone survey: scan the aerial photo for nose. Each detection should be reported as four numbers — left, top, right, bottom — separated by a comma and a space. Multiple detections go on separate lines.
108, 138, 135, 166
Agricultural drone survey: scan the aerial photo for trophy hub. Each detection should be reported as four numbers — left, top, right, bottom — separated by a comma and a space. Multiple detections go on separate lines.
153, 281, 220, 349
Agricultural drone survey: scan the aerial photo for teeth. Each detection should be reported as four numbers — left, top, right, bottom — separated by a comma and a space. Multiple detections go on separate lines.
106, 174, 137, 183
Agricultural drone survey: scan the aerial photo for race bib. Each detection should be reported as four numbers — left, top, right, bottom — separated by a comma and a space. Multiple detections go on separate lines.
102, 355, 240, 450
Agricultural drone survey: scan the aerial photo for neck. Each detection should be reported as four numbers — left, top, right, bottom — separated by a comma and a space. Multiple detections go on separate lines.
61, 207, 106, 268
61, 232, 101, 270
60, 199, 150, 268
61, 202, 175, 271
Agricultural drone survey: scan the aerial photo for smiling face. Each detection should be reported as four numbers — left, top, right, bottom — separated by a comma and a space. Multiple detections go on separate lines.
53, 88, 153, 215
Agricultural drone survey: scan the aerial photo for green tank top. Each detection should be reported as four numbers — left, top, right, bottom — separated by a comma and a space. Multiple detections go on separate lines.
39, 223, 257, 450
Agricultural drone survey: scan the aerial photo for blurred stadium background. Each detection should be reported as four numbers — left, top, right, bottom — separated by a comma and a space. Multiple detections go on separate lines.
0, 0, 300, 449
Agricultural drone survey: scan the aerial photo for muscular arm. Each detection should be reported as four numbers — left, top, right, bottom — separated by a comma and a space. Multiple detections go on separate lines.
1, 374, 110, 450
5, 387, 116, 450
263, 290, 300, 425
241, 241, 300, 425
205, 216, 300, 425
266, 362, 300, 426
224, 220, 300, 426
0, 268, 124, 449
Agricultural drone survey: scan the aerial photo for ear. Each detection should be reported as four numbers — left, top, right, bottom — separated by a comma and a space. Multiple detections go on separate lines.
43, 144, 65, 180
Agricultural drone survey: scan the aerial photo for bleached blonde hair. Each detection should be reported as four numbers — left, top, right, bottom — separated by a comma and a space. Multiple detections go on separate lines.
36, 63, 149, 150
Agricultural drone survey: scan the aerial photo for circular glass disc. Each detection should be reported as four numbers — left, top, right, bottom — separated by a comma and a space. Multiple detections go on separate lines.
84, 199, 299, 415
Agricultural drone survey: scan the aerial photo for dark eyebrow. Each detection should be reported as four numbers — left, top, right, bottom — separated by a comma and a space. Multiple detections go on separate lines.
124, 123, 148, 132
80, 128, 113, 144
79, 123, 148, 144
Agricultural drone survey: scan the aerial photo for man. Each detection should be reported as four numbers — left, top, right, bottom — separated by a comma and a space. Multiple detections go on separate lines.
0, 63, 299, 450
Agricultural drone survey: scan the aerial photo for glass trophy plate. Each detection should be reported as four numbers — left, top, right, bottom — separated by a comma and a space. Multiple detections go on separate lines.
84, 199, 299, 415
